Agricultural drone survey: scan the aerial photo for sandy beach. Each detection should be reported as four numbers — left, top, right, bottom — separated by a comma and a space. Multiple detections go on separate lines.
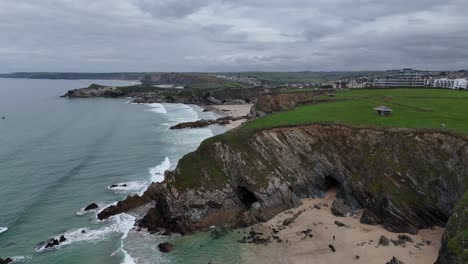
207, 104, 253, 128
250, 191, 444, 264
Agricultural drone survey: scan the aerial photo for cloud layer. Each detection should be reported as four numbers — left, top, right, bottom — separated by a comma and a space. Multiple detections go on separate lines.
0, 0, 467, 72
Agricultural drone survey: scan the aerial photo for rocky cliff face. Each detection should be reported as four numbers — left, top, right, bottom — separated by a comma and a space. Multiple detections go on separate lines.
99, 124, 467, 261
62, 84, 268, 105
250, 91, 324, 116
436, 192, 468, 264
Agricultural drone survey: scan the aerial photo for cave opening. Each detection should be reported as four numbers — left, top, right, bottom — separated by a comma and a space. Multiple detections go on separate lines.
324, 176, 341, 191
236, 186, 258, 209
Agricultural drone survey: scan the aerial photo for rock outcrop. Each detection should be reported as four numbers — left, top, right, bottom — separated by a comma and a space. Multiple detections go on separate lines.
331, 198, 354, 217
169, 116, 248, 130
250, 90, 324, 116
62, 84, 270, 106
385, 257, 404, 264
99, 124, 467, 261
158, 242, 174, 253
84, 203, 98, 211
436, 191, 468, 264
0, 257, 12, 264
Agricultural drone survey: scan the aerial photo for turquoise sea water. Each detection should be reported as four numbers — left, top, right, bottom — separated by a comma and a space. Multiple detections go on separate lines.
0, 78, 229, 263
0, 78, 283, 264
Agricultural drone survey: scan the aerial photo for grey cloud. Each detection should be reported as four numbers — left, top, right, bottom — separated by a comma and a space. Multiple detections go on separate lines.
133, 0, 208, 18
0, 0, 466, 72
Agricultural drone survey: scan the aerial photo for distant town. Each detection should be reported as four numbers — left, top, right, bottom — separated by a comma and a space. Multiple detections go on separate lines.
217, 68, 468, 90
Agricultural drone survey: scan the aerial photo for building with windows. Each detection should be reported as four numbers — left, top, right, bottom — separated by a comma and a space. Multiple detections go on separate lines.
434, 78, 468, 89
373, 68, 427, 88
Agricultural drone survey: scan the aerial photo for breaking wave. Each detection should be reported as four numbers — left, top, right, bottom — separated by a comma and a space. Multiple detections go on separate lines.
145, 103, 167, 114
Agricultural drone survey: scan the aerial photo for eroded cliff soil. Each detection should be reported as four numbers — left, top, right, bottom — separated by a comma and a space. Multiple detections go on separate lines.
250, 90, 324, 116
99, 124, 467, 263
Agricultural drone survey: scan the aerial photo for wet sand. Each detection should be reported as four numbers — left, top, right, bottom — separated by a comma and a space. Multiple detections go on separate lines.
251, 191, 444, 264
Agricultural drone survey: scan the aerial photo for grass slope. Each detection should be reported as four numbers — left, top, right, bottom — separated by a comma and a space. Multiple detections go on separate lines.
245, 88, 468, 133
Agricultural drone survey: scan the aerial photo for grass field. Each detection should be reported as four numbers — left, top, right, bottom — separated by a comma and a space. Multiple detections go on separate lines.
245, 88, 468, 133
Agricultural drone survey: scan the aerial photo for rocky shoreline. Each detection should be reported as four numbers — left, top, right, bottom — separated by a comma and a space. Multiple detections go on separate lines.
63, 85, 467, 263
97, 123, 467, 263
169, 115, 249, 129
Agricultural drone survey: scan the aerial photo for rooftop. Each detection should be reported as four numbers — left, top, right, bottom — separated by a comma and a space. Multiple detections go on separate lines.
374, 106, 393, 112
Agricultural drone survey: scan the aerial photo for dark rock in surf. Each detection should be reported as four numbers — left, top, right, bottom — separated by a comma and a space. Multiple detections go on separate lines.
158, 242, 174, 253
0, 257, 12, 264
59, 235, 67, 242
84, 203, 99, 211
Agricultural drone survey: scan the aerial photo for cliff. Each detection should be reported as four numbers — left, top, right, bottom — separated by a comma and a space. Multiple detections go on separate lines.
99, 124, 467, 261
250, 90, 324, 116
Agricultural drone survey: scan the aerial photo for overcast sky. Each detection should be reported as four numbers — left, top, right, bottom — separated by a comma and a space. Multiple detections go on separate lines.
1, 0, 467, 72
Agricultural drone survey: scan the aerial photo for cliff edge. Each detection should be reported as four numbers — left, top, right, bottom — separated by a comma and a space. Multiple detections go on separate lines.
99, 124, 467, 262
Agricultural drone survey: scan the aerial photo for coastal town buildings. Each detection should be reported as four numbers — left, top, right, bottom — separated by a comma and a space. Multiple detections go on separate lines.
373, 68, 426, 88
434, 78, 468, 89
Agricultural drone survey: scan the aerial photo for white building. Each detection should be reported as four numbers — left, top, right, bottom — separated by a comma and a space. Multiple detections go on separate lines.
373, 68, 426, 88
434, 78, 468, 89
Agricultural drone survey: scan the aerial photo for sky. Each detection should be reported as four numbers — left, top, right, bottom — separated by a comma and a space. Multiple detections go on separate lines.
1, 0, 467, 72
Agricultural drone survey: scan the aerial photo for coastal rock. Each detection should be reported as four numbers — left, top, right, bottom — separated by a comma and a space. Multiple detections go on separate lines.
0, 257, 12, 264
385, 257, 404, 264
84, 203, 99, 211
98, 124, 467, 263
169, 116, 248, 130
45, 242, 54, 249
98, 183, 163, 220
109, 184, 128, 188
282, 210, 304, 226
250, 90, 324, 117
331, 199, 353, 217
379, 235, 390, 246
397, 234, 414, 243
59, 235, 67, 243
436, 191, 467, 264
334, 220, 346, 227
158, 242, 174, 253
63, 84, 269, 106
360, 209, 382, 225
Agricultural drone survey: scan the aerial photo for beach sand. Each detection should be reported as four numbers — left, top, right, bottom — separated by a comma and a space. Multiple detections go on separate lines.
207, 104, 253, 128
249, 190, 444, 264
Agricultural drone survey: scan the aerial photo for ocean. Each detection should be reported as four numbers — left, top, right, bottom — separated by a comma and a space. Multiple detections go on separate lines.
0, 78, 231, 263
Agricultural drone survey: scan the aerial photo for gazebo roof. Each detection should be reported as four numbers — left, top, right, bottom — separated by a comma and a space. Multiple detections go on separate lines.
373, 105, 393, 112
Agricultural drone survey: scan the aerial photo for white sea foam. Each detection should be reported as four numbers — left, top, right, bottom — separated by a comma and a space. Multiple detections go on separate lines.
36, 214, 135, 252
121, 246, 137, 264
12, 256, 28, 262
149, 157, 171, 183
145, 103, 167, 114
0, 227, 7, 234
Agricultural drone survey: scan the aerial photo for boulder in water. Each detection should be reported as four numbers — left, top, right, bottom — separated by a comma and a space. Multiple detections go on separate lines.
45, 242, 55, 249
158, 242, 174, 253
84, 203, 99, 211
0, 257, 12, 264
59, 235, 67, 242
